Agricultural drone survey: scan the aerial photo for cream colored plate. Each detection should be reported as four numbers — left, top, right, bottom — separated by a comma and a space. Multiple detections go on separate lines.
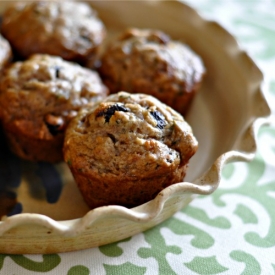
0, 1, 271, 254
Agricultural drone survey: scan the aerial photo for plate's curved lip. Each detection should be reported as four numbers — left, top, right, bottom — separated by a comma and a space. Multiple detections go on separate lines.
0, 1, 271, 238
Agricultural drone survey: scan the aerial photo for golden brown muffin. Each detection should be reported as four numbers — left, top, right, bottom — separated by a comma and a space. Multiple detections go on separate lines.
99, 28, 205, 115
1, 1, 106, 66
0, 34, 12, 71
64, 91, 198, 209
0, 54, 108, 163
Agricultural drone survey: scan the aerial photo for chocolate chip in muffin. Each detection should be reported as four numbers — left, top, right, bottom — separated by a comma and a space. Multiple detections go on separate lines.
149, 110, 167, 129
54, 66, 61, 79
96, 103, 130, 123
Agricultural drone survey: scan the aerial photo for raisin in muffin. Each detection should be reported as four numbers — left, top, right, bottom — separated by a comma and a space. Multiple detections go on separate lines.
99, 28, 205, 115
63, 91, 198, 209
1, 1, 106, 66
0, 34, 12, 71
0, 54, 108, 163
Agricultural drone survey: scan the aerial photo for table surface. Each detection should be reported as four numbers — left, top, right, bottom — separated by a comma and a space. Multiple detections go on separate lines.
1, 0, 275, 274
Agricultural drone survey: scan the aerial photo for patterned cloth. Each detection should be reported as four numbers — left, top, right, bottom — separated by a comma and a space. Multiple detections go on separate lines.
1, 0, 275, 274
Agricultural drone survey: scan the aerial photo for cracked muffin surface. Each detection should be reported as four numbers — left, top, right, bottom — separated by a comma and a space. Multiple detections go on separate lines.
0, 54, 108, 162
1, 1, 106, 66
64, 92, 198, 208
99, 28, 205, 115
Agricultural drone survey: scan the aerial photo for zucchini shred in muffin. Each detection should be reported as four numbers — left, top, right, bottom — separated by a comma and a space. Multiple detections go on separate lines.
0, 54, 108, 163
63, 92, 198, 208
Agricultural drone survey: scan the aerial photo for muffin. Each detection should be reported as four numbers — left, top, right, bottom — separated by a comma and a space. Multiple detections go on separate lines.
0, 34, 12, 71
63, 91, 198, 209
0, 54, 108, 163
1, 1, 106, 66
99, 28, 205, 115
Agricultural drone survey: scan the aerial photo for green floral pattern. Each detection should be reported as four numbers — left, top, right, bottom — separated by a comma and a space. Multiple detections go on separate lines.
1, 0, 274, 274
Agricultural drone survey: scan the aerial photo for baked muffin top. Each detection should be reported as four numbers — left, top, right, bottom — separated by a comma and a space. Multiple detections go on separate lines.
64, 92, 198, 179
1, 1, 106, 65
0, 54, 108, 139
99, 28, 205, 113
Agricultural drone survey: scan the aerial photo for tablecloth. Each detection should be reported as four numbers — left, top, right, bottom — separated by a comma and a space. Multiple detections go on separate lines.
0, 0, 275, 274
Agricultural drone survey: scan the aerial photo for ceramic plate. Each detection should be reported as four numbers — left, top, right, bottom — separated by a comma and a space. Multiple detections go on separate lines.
0, 1, 271, 254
